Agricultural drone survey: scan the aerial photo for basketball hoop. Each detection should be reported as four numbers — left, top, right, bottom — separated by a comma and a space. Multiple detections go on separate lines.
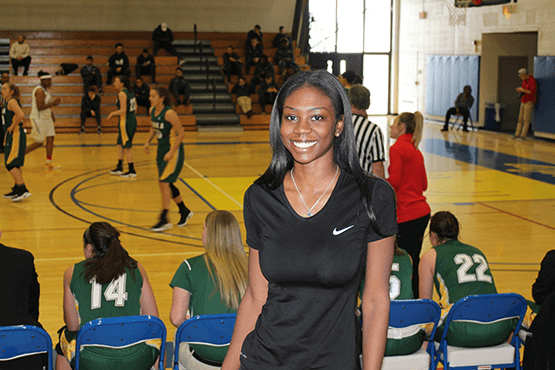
445, 0, 470, 26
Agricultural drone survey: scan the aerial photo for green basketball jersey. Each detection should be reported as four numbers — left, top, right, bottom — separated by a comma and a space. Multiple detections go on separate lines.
117, 89, 137, 121
151, 105, 182, 157
390, 250, 413, 300
433, 240, 497, 308
2, 98, 21, 131
70, 260, 143, 328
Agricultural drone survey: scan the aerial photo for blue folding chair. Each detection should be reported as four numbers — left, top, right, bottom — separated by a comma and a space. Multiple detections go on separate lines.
381, 299, 441, 370
0, 325, 52, 370
435, 293, 527, 370
75, 315, 166, 370
173, 313, 236, 370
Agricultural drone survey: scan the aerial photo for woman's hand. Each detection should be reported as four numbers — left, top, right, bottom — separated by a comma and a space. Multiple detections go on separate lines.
163, 151, 174, 162
144, 142, 150, 154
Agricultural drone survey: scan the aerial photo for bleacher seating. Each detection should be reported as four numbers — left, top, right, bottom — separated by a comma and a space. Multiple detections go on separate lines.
2, 30, 307, 132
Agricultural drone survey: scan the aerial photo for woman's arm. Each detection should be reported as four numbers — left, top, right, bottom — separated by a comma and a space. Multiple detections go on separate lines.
386, 146, 402, 189
62, 266, 80, 331
107, 91, 127, 119
6, 99, 25, 133
138, 263, 159, 316
418, 249, 437, 300
170, 287, 190, 328
222, 248, 268, 370
361, 235, 394, 370
163, 109, 185, 161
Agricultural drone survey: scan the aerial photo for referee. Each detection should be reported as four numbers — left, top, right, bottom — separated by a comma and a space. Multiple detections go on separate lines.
349, 84, 386, 178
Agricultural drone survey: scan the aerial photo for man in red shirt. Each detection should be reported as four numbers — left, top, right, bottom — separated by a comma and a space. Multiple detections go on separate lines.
515, 68, 536, 140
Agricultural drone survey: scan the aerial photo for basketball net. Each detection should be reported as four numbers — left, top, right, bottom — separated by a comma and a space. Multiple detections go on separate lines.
444, 0, 472, 26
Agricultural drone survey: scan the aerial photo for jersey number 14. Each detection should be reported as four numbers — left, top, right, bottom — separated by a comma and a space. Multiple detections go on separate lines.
91, 274, 129, 309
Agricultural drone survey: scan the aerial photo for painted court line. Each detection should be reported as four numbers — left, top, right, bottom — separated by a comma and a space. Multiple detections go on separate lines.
477, 202, 555, 231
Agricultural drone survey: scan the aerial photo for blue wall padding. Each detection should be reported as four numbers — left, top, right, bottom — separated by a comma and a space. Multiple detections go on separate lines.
533, 77, 555, 136
534, 56, 555, 79
426, 55, 480, 120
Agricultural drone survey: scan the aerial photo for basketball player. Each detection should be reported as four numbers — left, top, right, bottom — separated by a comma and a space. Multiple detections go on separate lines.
26, 71, 61, 170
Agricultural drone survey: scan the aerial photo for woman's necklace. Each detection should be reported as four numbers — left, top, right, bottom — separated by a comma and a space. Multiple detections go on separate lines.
290, 165, 339, 217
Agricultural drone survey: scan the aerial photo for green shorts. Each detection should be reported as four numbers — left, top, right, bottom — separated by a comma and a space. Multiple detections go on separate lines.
4, 126, 26, 169
157, 144, 184, 183
117, 116, 137, 149
59, 327, 160, 370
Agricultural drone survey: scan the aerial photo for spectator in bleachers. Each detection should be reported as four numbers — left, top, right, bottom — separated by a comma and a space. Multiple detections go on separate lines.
257, 73, 278, 112
80, 86, 101, 134
387, 111, 430, 298
106, 43, 130, 85
245, 38, 264, 75
0, 72, 9, 154
419, 211, 513, 346
133, 77, 151, 112
55, 222, 161, 370
232, 77, 253, 118
0, 229, 46, 370
222, 46, 242, 84
135, 48, 156, 84
349, 85, 385, 178
338, 70, 356, 93
274, 38, 295, 75
249, 54, 274, 90
281, 61, 300, 84
441, 85, 474, 132
80, 56, 103, 95
514, 68, 537, 140
273, 26, 292, 48
246, 24, 263, 46
9, 34, 31, 76
152, 22, 179, 57
170, 210, 248, 368
169, 67, 190, 106
26, 71, 62, 171
352, 74, 363, 85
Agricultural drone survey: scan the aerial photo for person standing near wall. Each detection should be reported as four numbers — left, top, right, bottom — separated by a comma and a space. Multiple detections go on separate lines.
9, 34, 31, 76
514, 68, 536, 140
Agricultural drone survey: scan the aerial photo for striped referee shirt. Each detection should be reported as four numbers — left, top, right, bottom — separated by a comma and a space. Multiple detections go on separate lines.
352, 114, 385, 174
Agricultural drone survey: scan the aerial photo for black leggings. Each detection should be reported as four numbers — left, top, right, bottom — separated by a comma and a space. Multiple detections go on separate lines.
396, 213, 430, 299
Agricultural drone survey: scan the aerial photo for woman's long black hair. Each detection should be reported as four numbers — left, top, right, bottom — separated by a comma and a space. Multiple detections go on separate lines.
255, 69, 381, 232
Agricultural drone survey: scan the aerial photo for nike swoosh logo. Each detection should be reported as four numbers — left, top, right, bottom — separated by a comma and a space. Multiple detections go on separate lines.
333, 225, 354, 235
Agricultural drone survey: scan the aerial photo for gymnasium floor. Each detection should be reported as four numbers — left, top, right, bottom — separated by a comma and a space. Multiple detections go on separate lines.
1, 117, 553, 344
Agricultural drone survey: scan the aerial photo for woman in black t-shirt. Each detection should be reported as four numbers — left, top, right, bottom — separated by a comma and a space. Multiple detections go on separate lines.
222, 70, 397, 370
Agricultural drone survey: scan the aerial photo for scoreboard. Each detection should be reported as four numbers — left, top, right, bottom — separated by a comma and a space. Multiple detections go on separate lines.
454, 0, 513, 7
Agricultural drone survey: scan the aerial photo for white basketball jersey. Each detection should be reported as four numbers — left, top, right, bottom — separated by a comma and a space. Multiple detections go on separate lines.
30, 85, 52, 120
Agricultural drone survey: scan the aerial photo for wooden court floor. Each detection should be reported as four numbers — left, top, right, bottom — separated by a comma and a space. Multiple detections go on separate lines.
1, 117, 554, 344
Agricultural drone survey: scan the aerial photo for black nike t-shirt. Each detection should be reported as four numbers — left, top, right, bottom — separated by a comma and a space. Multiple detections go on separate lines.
241, 171, 397, 370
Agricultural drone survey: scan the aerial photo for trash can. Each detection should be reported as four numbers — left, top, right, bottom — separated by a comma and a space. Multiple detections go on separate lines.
484, 103, 504, 131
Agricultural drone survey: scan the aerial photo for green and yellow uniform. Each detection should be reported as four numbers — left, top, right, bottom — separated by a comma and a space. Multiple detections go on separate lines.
433, 240, 514, 347
151, 105, 184, 183
116, 89, 137, 148
3, 98, 26, 169
170, 254, 239, 362
59, 260, 160, 370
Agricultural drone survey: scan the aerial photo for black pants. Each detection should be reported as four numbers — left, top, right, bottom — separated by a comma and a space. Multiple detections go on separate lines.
135, 64, 156, 83
396, 213, 430, 298
106, 67, 130, 85
11, 56, 31, 75
223, 62, 243, 81
80, 109, 101, 128
259, 92, 277, 109
136, 96, 150, 112
444, 107, 470, 130
153, 40, 178, 56
83, 73, 102, 94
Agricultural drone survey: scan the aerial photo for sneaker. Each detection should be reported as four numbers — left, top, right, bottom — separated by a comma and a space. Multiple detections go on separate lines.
177, 211, 193, 227
110, 167, 123, 175
440, 127, 449, 132
151, 218, 172, 232
45, 162, 61, 170
462, 127, 469, 132
80, 127, 85, 134
97, 128, 102, 134
121, 171, 137, 178
3, 187, 17, 199
12, 189, 31, 202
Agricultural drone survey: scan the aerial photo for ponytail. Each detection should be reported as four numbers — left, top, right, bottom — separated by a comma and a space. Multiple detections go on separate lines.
4, 83, 21, 101
83, 222, 137, 284
429, 211, 460, 242
398, 111, 424, 149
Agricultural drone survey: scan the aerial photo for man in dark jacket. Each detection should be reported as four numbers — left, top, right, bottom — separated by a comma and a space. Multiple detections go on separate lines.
153, 22, 178, 56
245, 38, 264, 74
107, 43, 130, 85
250, 54, 274, 90
135, 48, 156, 84
441, 85, 474, 132
274, 38, 295, 74
258, 74, 279, 111
0, 230, 46, 369
273, 26, 292, 48
80, 86, 101, 134
169, 67, 190, 105
133, 77, 151, 112
80, 55, 102, 94
222, 46, 242, 84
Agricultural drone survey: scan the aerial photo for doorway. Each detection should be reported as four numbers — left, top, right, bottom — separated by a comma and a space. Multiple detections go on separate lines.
498, 56, 528, 131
